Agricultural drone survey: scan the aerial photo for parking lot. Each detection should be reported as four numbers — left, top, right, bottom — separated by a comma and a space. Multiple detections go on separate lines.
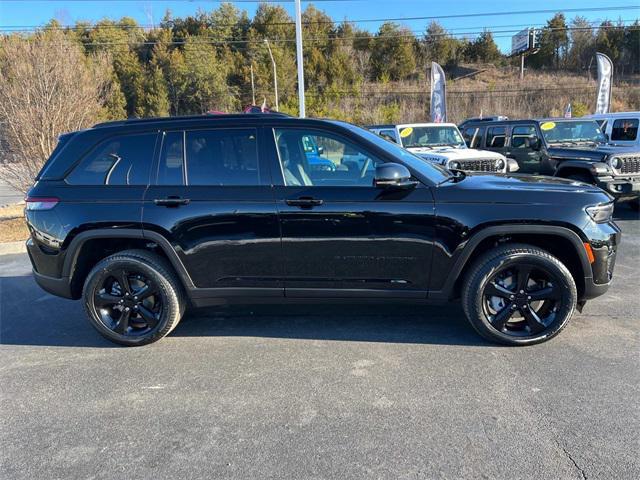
0, 204, 638, 480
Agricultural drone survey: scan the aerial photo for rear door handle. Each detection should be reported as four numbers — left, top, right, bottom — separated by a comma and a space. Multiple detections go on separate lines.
154, 196, 190, 207
285, 197, 323, 208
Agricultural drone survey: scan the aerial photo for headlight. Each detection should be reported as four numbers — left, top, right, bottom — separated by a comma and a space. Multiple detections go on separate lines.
586, 203, 614, 223
449, 160, 461, 170
496, 159, 506, 170
608, 156, 622, 170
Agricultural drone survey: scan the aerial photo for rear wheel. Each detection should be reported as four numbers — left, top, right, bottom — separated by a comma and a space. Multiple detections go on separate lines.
462, 244, 577, 346
82, 250, 185, 346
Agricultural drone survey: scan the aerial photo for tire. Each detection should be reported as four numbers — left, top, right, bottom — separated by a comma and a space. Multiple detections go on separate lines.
82, 249, 185, 346
461, 243, 577, 346
565, 172, 595, 185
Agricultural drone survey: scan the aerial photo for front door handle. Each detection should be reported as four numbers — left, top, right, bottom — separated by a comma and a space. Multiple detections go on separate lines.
285, 197, 323, 208
154, 196, 190, 207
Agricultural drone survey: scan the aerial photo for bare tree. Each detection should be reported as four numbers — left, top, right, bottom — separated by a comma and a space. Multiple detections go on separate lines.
0, 31, 113, 193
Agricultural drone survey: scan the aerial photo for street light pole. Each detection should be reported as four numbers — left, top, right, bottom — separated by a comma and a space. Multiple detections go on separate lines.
294, 0, 306, 118
263, 39, 278, 111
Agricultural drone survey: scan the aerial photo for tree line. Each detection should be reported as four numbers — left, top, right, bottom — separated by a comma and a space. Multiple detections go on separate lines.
3, 3, 636, 120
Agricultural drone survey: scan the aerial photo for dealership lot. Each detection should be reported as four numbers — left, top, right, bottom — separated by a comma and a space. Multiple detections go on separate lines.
1, 205, 638, 480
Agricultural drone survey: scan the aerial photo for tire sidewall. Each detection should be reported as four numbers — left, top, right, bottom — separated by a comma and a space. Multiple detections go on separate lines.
83, 256, 181, 346
470, 252, 577, 346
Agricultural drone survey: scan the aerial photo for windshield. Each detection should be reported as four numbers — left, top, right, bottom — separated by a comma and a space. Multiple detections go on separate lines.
540, 120, 607, 144
331, 121, 452, 184
399, 126, 465, 148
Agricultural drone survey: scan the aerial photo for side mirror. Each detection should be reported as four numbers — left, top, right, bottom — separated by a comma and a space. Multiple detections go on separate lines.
374, 163, 417, 189
317, 146, 324, 155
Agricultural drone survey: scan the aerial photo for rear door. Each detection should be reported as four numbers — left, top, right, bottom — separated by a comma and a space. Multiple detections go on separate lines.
142, 126, 283, 294
484, 126, 508, 156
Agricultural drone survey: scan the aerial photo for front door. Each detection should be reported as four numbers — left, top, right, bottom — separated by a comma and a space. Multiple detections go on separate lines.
268, 127, 435, 298
143, 127, 283, 294
508, 125, 546, 174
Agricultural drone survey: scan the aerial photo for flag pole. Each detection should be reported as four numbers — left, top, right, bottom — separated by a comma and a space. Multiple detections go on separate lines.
294, 0, 306, 118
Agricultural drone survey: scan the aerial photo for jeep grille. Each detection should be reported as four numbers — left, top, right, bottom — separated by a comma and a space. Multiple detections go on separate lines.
619, 155, 640, 174
457, 159, 499, 172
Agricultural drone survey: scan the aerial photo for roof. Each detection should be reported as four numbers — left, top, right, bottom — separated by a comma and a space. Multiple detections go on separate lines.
584, 112, 640, 118
462, 117, 600, 126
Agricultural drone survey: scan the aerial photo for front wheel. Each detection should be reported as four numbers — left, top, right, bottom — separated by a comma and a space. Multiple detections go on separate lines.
82, 250, 185, 346
462, 244, 577, 346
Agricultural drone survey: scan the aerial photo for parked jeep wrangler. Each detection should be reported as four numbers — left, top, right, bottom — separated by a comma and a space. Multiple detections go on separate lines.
367, 123, 513, 173
460, 118, 640, 208
26, 114, 619, 346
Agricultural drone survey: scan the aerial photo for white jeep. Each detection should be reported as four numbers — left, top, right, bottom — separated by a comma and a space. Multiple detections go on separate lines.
367, 123, 516, 173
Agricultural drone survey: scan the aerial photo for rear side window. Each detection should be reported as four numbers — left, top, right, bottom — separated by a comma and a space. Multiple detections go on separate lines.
611, 119, 638, 141
157, 132, 185, 185
486, 127, 506, 148
66, 133, 156, 185
511, 125, 539, 149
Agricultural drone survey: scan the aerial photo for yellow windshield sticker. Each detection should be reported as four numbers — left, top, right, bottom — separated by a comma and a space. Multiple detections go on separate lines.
540, 121, 556, 131
400, 127, 413, 138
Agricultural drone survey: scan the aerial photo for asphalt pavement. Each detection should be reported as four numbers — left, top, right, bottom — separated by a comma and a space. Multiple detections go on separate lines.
1, 205, 638, 480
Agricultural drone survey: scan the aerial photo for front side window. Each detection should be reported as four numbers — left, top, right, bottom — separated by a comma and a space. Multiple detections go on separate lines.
462, 127, 481, 148
511, 125, 539, 149
486, 127, 506, 148
611, 119, 638, 141
379, 129, 398, 143
274, 128, 384, 187
67, 133, 156, 185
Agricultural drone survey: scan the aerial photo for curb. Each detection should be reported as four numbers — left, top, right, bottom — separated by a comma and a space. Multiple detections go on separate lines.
0, 241, 26, 255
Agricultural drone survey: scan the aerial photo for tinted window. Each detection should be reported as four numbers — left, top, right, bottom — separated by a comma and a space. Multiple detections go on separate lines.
67, 133, 156, 185
611, 119, 638, 141
157, 131, 185, 185
511, 125, 539, 149
186, 129, 259, 186
274, 128, 384, 187
486, 127, 506, 148
379, 129, 398, 143
462, 127, 481, 148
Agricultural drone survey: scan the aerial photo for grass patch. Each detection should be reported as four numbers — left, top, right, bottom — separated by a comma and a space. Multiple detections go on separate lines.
0, 203, 28, 243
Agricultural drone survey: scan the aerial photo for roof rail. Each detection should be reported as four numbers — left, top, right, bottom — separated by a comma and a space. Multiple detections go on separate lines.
92, 111, 294, 129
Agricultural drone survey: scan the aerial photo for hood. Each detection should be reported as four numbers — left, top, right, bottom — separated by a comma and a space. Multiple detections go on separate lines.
546, 145, 608, 161
435, 172, 612, 205
407, 146, 505, 161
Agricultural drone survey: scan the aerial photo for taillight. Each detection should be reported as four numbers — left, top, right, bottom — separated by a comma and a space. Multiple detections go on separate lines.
25, 196, 59, 210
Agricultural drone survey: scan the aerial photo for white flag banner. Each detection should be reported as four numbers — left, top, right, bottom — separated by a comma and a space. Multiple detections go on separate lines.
430, 62, 447, 123
595, 52, 613, 114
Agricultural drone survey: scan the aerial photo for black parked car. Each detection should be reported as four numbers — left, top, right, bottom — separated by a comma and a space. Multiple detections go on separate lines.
25, 114, 620, 346
460, 118, 640, 206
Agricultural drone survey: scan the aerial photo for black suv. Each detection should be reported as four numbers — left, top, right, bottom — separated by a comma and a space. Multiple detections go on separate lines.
460, 118, 640, 205
25, 114, 620, 346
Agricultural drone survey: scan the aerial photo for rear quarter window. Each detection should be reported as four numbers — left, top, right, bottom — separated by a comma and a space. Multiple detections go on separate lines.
66, 133, 157, 185
611, 119, 638, 141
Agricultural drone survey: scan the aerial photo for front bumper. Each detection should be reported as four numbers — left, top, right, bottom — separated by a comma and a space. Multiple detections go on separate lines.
595, 174, 640, 200
33, 270, 73, 299
581, 223, 621, 300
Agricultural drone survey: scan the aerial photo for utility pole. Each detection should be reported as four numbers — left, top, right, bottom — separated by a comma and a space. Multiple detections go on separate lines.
294, 0, 306, 117
520, 54, 525, 80
264, 39, 278, 111
250, 64, 256, 105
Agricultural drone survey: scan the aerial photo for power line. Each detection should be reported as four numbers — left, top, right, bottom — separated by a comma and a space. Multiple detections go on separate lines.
1, 5, 637, 31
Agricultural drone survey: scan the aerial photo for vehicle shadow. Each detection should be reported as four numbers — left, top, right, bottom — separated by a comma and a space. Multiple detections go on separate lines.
614, 202, 639, 221
0, 274, 490, 348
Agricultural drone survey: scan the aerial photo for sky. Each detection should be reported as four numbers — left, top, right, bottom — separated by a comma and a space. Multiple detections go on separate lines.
0, 0, 637, 52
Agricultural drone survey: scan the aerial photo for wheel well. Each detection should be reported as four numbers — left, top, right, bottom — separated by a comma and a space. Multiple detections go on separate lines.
555, 167, 594, 182
68, 237, 174, 299
453, 234, 586, 299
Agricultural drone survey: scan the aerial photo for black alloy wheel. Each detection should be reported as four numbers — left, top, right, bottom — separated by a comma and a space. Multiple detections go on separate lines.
83, 250, 185, 346
462, 244, 577, 346
93, 269, 162, 336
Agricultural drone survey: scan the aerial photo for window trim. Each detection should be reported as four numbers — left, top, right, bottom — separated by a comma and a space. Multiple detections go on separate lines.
271, 126, 387, 188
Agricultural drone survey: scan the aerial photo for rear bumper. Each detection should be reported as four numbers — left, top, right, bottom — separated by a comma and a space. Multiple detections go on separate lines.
33, 270, 73, 299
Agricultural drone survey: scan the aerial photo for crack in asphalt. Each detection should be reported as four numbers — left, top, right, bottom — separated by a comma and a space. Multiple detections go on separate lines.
558, 444, 588, 480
